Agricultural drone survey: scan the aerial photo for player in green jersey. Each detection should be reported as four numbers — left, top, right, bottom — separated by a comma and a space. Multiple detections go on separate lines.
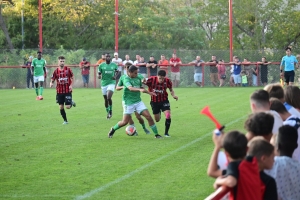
31, 51, 47, 100
98, 53, 118, 119
116, 62, 150, 135
108, 65, 162, 139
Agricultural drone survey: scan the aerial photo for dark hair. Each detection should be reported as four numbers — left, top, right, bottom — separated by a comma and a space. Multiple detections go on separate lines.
150, 56, 154, 58
105, 53, 111, 57
102, 53, 105, 56
128, 65, 138, 72
262, 56, 266, 59
244, 112, 274, 136
157, 70, 166, 77
285, 47, 292, 51
250, 89, 270, 108
37, 51, 42, 54
278, 125, 298, 154
124, 62, 132, 69
264, 84, 284, 100
284, 86, 300, 109
222, 131, 248, 159
269, 98, 288, 114
58, 56, 65, 60
247, 138, 274, 159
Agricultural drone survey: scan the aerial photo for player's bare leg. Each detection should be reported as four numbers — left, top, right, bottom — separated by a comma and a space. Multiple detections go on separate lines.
107, 90, 113, 119
141, 110, 162, 138
134, 112, 150, 134
108, 115, 131, 138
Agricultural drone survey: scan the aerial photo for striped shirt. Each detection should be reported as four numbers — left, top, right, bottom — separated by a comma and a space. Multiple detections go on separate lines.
51, 67, 73, 94
146, 76, 172, 102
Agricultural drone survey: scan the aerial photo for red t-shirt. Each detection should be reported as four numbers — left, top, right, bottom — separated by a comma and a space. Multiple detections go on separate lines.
146, 76, 172, 102
158, 60, 169, 75
170, 58, 181, 72
51, 67, 74, 94
80, 61, 90, 75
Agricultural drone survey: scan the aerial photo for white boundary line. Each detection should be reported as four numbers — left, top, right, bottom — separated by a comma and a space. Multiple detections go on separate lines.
75, 115, 246, 200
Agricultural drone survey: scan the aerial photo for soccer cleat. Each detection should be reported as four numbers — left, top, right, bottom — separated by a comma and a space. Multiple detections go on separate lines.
155, 134, 163, 139
143, 128, 151, 134
107, 110, 112, 119
108, 127, 115, 138
164, 134, 171, 137
38, 95, 43, 100
36, 96, 40, 100
133, 131, 138, 136
72, 101, 76, 107
63, 121, 68, 125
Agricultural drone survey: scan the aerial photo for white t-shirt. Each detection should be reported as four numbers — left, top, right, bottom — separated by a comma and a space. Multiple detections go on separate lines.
122, 60, 133, 74
266, 110, 283, 135
265, 156, 300, 200
283, 115, 300, 161
112, 58, 123, 72
133, 60, 139, 65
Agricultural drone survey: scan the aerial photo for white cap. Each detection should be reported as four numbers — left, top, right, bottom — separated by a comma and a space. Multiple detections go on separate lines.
114, 52, 118, 56
29, 56, 33, 59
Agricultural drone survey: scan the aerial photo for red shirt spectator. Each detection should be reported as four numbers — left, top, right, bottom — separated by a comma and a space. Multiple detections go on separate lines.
170, 56, 182, 72
79, 58, 90, 75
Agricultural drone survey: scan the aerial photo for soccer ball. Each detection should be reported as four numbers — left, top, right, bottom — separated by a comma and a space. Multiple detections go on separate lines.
125, 125, 136, 136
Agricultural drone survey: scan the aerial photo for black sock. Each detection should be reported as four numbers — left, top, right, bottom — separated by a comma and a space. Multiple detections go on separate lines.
60, 109, 67, 122
165, 118, 171, 134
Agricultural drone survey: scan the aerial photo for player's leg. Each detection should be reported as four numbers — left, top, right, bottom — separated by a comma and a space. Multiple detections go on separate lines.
134, 111, 150, 134
106, 84, 115, 119
33, 76, 40, 99
56, 94, 68, 124
38, 76, 45, 100
150, 101, 162, 122
108, 112, 132, 138
289, 71, 294, 86
161, 100, 171, 137
138, 102, 161, 138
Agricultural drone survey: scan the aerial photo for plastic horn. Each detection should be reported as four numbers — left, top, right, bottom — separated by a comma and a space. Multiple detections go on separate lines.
200, 106, 224, 130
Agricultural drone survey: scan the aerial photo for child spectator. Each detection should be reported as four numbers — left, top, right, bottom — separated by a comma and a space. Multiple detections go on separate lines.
240, 70, 249, 87
252, 64, 258, 86
284, 86, 300, 117
269, 98, 300, 161
265, 125, 300, 200
247, 137, 278, 200
217, 59, 226, 87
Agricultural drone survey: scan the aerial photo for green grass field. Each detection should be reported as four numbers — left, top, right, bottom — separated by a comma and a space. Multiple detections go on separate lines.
0, 87, 259, 200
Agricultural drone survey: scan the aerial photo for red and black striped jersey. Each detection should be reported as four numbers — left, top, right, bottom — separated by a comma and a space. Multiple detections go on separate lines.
146, 76, 172, 102
51, 67, 73, 94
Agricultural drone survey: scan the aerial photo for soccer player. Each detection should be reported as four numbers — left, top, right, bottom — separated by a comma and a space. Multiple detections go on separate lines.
98, 53, 118, 119
145, 70, 178, 137
31, 51, 47, 100
50, 56, 76, 124
108, 65, 162, 139
116, 62, 150, 135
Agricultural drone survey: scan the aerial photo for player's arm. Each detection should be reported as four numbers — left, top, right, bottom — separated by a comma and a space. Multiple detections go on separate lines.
169, 88, 178, 100
280, 57, 285, 73
69, 72, 74, 90
113, 69, 118, 80
50, 71, 56, 88
116, 77, 124, 91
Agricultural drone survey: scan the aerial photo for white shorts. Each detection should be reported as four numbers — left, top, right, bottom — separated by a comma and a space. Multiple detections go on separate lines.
171, 72, 180, 81
101, 84, 115, 95
194, 73, 202, 82
233, 74, 241, 84
34, 76, 44, 83
123, 101, 147, 115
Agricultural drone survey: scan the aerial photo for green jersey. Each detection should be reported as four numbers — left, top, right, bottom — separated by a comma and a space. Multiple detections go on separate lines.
31, 58, 46, 76
123, 74, 145, 105
98, 62, 118, 86
242, 75, 248, 84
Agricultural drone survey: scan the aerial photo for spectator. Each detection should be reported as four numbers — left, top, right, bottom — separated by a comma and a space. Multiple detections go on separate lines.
247, 137, 278, 200
280, 47, 299, 86
240, 70, 249, 87
269, 98, 300, 161
265, 125, 300, 200
284, 86, 300, 114
146, 56, 158, 76
189, 56, 204, 87
122, 54, 133, 74
158, 54, 169, 77
229, 55, 237, 87
96, 54, 106, 65
137, 56, 147, 78
79, 57, 91, 88
252, 63, 259, 86
257, 57, 271, 86
206, 55, 219, 87
217, 59, 226, 87
231, 56, 242, 87
250, 89, 283, 135
24, 56, 34, 89
169, 53, 182, 87
243, 58, 252, 85
133, 54, 140, 65
112, 52, 122, 86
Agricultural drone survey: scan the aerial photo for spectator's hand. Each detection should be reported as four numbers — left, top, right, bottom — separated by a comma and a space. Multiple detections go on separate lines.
213, 177, 223, 189
212, 129, 224, 149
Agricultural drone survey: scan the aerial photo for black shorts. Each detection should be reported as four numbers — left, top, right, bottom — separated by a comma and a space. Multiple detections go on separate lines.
150, 100, 170, 114
56, 93, 72, 105
284, 70, 295, 83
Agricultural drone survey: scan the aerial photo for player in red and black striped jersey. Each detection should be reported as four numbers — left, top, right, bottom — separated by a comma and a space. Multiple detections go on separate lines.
50, 56, 76, 124
145, 70, 178, 137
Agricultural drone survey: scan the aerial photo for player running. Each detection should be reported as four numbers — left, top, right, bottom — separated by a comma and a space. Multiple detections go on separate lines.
108, 65, 162, 138
31, 51, 47, 100
145, 70, 178, 137
50, 56, 76, 124
98, 53, 119, 119
116, 62, 150, 135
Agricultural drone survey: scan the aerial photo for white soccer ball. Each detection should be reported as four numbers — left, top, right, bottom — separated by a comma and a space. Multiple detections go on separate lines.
125, 125, 136, 136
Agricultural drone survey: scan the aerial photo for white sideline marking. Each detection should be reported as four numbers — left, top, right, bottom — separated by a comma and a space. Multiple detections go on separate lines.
75, 116, 246, 200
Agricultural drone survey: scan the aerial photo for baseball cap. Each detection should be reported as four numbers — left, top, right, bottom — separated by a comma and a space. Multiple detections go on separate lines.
114, 52, 118, 56
83, 57, 87, 61
29, 56, 33, 59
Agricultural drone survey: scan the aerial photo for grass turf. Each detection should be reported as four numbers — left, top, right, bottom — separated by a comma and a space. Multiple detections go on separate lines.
0, 87, 259, 200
